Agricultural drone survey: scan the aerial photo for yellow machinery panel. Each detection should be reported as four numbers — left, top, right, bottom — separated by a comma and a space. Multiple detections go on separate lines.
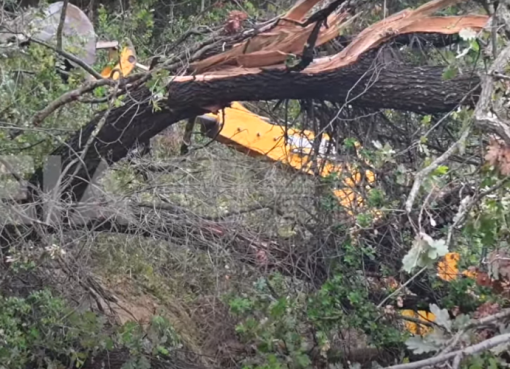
99, 46, 137, 80
198, 102, 376, 211
401, 310, 435, 336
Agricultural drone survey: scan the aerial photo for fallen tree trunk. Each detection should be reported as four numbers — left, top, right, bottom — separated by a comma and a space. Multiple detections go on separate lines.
169, 55, 479, 113
29, 53, 480, 202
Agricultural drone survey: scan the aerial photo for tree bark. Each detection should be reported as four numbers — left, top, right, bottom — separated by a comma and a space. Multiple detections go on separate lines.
29, 53, 480, 202
170, 55, 479, 114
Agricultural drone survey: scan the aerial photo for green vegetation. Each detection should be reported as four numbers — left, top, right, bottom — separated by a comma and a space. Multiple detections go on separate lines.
2, 0, 510, 368
0, 289, 180, 369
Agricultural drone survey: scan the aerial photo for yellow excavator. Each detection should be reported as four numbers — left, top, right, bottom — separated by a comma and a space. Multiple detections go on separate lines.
96, 49, 376, 215
91, 37, 474, 339
96, 42, 491, 338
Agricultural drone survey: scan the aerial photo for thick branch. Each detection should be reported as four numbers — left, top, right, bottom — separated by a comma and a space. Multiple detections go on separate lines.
475, 44, 510, 144
29, 54, 479, 203
55, 0, 69, 52
170, 56, 479, 113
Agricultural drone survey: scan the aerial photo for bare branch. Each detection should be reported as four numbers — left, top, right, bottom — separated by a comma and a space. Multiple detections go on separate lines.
475, 44, 510, 144
56, 0, 69, 52
384, 333, 510, 369
9, 78, 113, 139
405, 124, 472, 213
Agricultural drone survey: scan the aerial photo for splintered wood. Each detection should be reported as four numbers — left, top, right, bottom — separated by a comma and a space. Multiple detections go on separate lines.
178, 0, 489, 82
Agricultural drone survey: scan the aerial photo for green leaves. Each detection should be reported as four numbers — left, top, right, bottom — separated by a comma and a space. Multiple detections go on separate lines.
430, 304, 451, 332
405, 336, 440, 354
402, 233, 449, 273
284, 53, 300, 69
0, 290, 107, 369
0, 287, 185, 369
229, 297, 254, 315
433, 165, 449, 176
442, 65, 458, 80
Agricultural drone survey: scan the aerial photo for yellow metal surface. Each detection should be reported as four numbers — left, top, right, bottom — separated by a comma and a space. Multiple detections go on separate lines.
203, 102, 375, 210
401, 252, 479, 336
437, 252, 478, 281
100, 46, 137, 80
437, 252, 461, 282
401, 310, 435, 336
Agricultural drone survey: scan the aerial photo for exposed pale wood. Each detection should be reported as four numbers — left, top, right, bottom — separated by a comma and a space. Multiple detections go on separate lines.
95, 40, 119, 49
283, 0, 323, 21
188, 0, 488, 76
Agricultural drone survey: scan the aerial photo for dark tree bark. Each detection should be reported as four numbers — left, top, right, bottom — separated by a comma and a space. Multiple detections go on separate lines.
169, 58, 479, 114
28, 53, 480, 204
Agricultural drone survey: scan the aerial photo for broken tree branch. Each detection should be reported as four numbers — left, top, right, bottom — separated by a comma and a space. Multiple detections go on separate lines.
29, 55, 481, 204
21, 0, 487, 209
384, 333, 510, 369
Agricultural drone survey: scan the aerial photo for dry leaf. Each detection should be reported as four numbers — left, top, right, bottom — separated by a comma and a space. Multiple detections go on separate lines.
488, 249, 510, 281
437, 252, 460, 281
485, 138, 502, 166
384, 276, 399, 289
474, 302, 500, 319
397, 296, 404, 308
485, 137, 510, 175
224, 11, 248, 35
384, 305, 396, 315
451, 306, 460, 317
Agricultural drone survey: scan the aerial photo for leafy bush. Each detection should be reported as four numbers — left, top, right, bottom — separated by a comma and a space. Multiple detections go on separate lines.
0, 289, 181, 369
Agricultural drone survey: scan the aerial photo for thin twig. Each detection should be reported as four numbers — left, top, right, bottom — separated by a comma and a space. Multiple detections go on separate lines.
405, 124, 472, 213
71, 82, 120, 180
377, 266, 427, 308
446, 177, 510, 246
29, 36, 104, 80
10, 78, 113, 139
44, 82, 120, 223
